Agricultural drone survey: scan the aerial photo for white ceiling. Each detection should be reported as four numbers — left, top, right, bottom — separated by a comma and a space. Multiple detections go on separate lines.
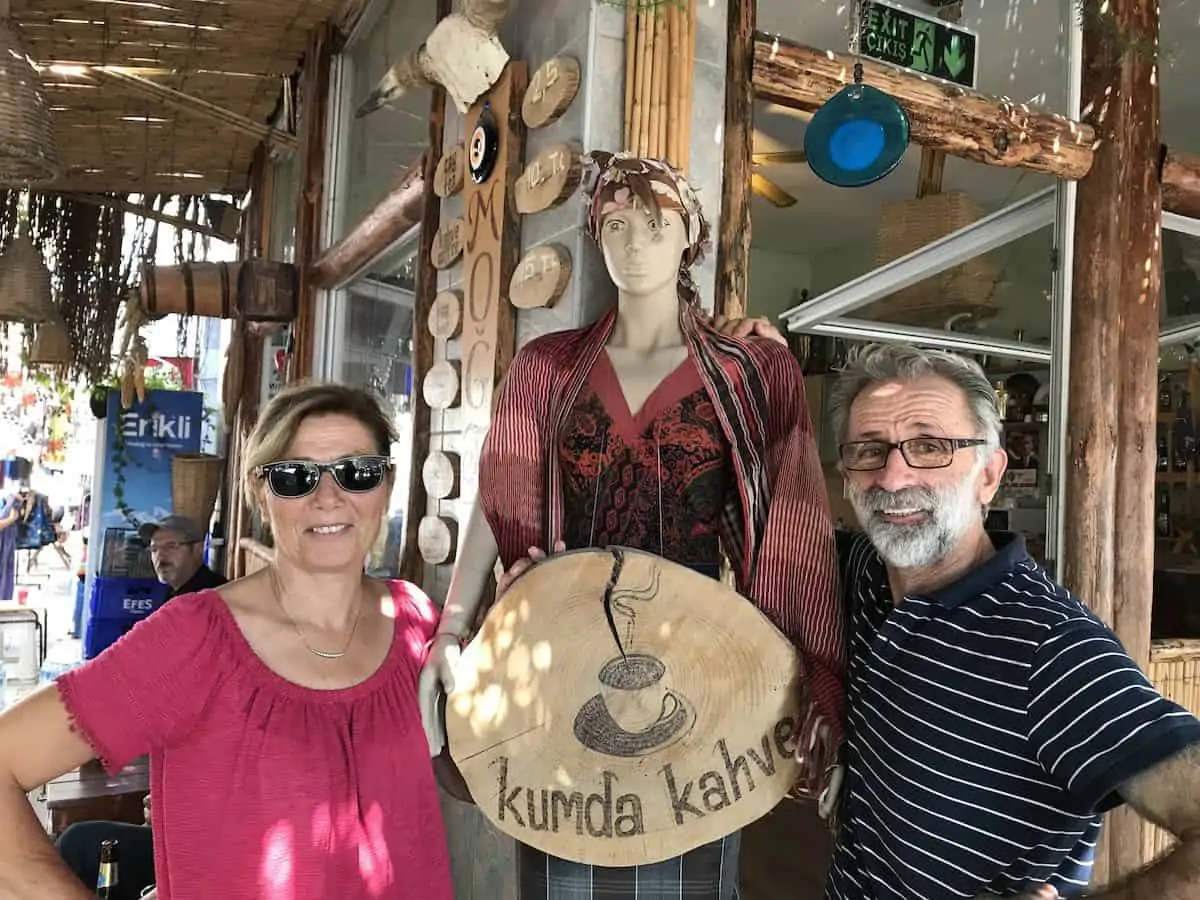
750, 0, 1200, 255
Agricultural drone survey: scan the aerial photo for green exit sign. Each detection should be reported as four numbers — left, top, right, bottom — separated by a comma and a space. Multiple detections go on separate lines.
858, 0, 979, 89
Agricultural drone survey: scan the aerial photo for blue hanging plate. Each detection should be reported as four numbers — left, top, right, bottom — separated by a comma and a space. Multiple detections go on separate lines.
804, 83, 910, 188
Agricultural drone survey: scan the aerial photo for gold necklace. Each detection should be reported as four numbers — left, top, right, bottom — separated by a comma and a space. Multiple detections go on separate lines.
269, 569, 365, 660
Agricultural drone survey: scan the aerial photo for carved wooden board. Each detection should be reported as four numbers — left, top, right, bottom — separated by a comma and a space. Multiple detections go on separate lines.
418, 515, 459, 565
514, 143, 582, 215
422, 449, 461, 500
446, 548, 804, 866
428, 290, 463, 340
423, 359, 461, 409
456, 61, 526, 493
431, 217, 465, 270
433, 144, 466, 198
510, 244, 572, 309
522, 56, 581, 129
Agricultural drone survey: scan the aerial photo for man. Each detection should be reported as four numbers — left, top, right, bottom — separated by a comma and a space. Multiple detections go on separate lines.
138, 515, 226, 597
824, 343, 1200, 899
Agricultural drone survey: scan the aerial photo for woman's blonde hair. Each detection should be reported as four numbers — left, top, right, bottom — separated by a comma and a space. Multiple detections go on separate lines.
241, 383, 398, 508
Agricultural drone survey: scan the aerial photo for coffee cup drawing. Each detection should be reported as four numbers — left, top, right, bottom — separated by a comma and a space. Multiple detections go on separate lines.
573, 652, 695, 758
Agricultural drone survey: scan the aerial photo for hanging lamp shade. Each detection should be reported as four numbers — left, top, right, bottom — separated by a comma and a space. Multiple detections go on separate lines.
0, 231, 54, 324
0, 13, 60, 186
29, 317, 72, 365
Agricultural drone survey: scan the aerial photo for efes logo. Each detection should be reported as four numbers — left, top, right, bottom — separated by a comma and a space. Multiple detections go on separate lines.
120, 410, 193, 442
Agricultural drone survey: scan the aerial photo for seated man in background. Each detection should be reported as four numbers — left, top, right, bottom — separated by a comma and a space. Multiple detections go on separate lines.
824, 343, 1200, 899
139, 515, 226, 598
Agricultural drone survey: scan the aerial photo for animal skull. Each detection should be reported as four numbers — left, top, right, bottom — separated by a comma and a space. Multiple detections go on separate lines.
356, 0, 510, 117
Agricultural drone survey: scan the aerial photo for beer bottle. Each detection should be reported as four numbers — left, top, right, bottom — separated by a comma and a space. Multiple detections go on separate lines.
96, 839, 119, 898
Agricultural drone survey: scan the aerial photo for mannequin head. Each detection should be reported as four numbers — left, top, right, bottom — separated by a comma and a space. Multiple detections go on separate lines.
585, 152, 710, 306
598, 203, 688, 298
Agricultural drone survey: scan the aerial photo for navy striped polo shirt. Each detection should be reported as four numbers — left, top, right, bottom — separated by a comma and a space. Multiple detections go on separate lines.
825, 531, 1200, 899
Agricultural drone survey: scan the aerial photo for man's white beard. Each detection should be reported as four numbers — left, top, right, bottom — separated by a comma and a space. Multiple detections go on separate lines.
847, 461, 984, 570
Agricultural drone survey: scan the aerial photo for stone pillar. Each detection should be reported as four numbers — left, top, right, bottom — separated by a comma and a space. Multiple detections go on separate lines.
427, 2, 729, 896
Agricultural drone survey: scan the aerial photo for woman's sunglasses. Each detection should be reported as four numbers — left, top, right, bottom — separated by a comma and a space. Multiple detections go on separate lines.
255, 455, 393, 499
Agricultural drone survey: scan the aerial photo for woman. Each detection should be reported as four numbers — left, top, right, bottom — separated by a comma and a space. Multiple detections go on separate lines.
0, 489, 20, 602
421, 153, 841, 898
0, 384, 453, 900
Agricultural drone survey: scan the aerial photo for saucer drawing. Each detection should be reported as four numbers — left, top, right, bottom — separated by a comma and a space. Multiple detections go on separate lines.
572, 691, 695, 758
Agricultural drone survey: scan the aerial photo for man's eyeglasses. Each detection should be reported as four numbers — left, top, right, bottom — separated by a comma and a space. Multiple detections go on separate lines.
839, 437, 988, 471
255, 455, 392, 499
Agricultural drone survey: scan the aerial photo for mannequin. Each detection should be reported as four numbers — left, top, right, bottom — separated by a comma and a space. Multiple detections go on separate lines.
419, 153, 842, 898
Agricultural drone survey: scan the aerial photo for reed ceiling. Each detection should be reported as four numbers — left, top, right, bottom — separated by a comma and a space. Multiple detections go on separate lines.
10, 0, 345, 195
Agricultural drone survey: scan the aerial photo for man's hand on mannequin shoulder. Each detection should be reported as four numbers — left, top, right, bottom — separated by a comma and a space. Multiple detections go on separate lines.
711, 314, 787, 346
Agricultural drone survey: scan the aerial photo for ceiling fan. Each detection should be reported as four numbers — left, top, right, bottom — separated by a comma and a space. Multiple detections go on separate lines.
751, 150, 808, 207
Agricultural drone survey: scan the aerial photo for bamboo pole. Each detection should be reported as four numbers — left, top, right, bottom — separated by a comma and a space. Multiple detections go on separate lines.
683, 0, 696, 171
667, 2, 679, 166
656, 10, 668, 158
647, 9, 663, 158
636, 7, 654, 156
624, 0, 637, 150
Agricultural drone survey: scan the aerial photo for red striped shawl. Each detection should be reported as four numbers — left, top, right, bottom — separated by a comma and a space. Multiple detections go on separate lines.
478, 304, 845, 789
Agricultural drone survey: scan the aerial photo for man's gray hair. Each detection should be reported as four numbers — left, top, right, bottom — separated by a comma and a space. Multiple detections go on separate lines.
828, 343, 1003, 453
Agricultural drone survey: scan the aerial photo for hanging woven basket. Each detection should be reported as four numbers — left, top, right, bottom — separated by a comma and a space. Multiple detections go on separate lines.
868, 191, 1001, 327
0, 14, 59, 186
0, 231, 54, 324
29, 317, 71, 365
172, 453, 224, 530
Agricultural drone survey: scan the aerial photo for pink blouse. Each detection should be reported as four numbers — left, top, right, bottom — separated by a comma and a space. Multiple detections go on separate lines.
56, 584, 453, 900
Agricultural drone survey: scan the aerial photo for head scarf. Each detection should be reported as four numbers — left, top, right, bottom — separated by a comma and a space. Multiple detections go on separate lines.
582, 152, 712, 305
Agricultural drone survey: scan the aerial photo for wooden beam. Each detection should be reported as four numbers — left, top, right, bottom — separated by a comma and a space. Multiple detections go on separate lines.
59, 193, 234, 242
752, 34, 1096, 180
1163, 147, 1200, 219
308, 159, 427, 289
287, 22, 335, 384
92, 68, 299, 154
714, 0, 755, 320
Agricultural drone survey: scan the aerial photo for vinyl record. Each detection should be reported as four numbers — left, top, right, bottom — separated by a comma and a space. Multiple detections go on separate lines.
804, 84, 910, 188
468, 105, 500, 184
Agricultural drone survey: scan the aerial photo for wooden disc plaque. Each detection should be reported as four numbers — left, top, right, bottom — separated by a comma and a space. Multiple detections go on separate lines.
521, 56, 581, 129
423, 359, 461, 409
422, 450, 461, 500
428, 290, 462, 340
514, 143, 583, 215
445, 548, 804, 867
509, 244, 572, 309
431, 218, 465, 270
433, 144, 466, 198
418, 515, 458, 565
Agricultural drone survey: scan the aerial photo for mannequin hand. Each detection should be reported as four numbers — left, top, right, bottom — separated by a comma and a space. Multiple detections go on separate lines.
418, 634, 462, 757
817, 764, 844, 821
712, 314, 787, 345
496, 541, 566, 599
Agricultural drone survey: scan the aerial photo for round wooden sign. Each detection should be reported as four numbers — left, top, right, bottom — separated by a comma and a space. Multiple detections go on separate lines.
423, 359, 461, 409
428, 290, 462, 340
522, 56, 581, 129
445, 548, 804, 867
514, 143, 583, 215
509, 244, 572, 309
431, 218, 465, 270
433, 144, 466, 198
422, 450, 461, 500
418, 515, 458, 565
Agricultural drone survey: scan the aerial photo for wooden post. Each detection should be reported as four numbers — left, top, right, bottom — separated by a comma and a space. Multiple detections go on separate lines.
1110, 0, 1163, 880
288, 22, 335, 384
714, 0, 755, 319
1063, 0, 1162, 884
308, 159, 427, 289
399, 0, 452, 586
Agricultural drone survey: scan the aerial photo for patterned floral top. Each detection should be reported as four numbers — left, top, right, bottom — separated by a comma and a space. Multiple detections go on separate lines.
557, 351, 729, 572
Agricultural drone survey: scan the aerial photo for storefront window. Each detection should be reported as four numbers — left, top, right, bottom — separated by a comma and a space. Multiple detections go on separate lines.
336, 239, 418, 578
